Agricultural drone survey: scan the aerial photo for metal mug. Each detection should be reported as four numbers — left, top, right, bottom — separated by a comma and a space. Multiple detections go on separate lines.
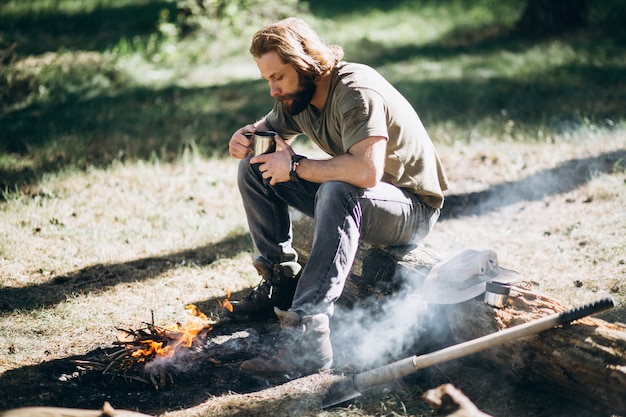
250, 131, 276, 155
484, 281, 511, 308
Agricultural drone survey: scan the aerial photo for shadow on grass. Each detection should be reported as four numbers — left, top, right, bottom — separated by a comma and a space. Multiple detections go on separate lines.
395, 62, 625, 128
354, 26, 626, 126
0, 1, 177, 57
1, 78, 271, 154
347, 23, 524, 65
0, 232, 252, 313
440, 149, 626, 220
338, 20, 625, 128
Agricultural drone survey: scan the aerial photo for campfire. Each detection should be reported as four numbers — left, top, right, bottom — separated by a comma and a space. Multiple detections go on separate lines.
74, 295, 232, 389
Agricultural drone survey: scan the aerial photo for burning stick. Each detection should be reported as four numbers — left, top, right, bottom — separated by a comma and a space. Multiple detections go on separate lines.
75, 304, 216, 389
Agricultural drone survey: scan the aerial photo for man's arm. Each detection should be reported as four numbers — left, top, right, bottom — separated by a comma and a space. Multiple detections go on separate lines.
254, 135, 387, 188
296, 136, 387, 188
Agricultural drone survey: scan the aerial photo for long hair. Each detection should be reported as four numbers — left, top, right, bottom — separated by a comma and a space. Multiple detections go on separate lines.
250, 18, 344, 80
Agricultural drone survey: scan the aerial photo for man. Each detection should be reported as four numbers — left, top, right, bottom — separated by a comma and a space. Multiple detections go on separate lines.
228, 17, 448, 380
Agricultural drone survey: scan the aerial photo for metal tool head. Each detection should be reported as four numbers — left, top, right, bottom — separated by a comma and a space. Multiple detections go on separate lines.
321, 377, 362, 409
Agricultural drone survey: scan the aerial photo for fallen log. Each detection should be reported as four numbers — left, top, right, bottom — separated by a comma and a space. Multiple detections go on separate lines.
291, 211, 626, 415
0, 402, 152, 417
444, 292, 626, 415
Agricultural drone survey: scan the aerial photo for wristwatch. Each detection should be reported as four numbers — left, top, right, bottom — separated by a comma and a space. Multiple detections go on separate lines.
289, 154, 307, 182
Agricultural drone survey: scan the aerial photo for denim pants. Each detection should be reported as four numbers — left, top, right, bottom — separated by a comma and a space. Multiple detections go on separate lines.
238, 156, 440, 316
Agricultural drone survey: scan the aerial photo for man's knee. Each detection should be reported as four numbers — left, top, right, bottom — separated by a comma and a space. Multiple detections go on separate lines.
316, 181, 355, 201
315, 181, 359, 214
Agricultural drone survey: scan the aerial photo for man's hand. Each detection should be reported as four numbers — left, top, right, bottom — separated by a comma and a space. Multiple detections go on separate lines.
250, 135, 294, 185
228, 124, 257, 159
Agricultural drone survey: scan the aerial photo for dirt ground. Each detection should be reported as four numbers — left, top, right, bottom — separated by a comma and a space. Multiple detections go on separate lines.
0, 132, 624, 417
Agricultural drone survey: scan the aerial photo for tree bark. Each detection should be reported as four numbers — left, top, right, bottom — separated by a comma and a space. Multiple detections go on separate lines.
515, 0, 590, 35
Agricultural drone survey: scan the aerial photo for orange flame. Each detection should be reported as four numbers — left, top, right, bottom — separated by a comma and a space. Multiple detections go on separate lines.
218, 289, 233, 313
122, 304, 213, 360
222, 299, 233, 313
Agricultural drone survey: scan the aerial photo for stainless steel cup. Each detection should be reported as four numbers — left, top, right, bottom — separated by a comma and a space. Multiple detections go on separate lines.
252, 131, 276, 155
484, 281, 511, 308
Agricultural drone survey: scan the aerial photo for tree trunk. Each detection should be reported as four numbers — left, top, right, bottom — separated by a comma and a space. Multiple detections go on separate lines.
515, 0, 590, 35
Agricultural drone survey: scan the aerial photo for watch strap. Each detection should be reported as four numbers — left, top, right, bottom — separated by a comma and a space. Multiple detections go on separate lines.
289, 154, 307, 182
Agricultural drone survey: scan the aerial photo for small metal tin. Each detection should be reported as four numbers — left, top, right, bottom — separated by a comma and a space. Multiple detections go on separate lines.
252, 131, 276, 155
484, 281, 511, 308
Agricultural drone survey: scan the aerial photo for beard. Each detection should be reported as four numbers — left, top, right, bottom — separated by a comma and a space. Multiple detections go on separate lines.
278, 74, 317, 116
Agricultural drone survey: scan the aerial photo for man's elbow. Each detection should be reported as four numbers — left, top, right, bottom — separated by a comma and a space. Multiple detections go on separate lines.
353, 170, 383, 189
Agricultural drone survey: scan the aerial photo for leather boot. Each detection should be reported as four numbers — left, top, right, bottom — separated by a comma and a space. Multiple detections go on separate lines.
239, 307, 333, 380
228, 261, 301, 321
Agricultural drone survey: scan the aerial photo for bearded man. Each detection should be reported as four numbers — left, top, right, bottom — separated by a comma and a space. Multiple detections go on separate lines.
227, 17, 448, 380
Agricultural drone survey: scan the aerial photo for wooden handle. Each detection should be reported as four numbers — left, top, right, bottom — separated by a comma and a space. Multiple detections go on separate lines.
353, 297, 615, 390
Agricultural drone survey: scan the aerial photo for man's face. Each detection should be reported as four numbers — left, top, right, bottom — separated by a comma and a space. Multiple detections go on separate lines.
256, 51, 316, 116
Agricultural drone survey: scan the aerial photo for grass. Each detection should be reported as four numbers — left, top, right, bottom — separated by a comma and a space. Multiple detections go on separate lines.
1, 0, 625, 415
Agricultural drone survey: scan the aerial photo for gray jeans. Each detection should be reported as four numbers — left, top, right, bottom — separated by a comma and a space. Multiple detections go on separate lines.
238, 156, 440, 316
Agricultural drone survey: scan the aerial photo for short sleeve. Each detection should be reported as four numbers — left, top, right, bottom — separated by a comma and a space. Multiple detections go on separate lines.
337, 88, 389, 152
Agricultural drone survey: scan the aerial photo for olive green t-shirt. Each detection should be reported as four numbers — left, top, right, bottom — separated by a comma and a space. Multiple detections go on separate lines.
265, 62, 448, 209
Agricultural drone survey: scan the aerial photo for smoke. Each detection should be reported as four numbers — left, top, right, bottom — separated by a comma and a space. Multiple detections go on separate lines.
144, 345, 196, 374
476, 169, 577, 215
330, 267, 448, 371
